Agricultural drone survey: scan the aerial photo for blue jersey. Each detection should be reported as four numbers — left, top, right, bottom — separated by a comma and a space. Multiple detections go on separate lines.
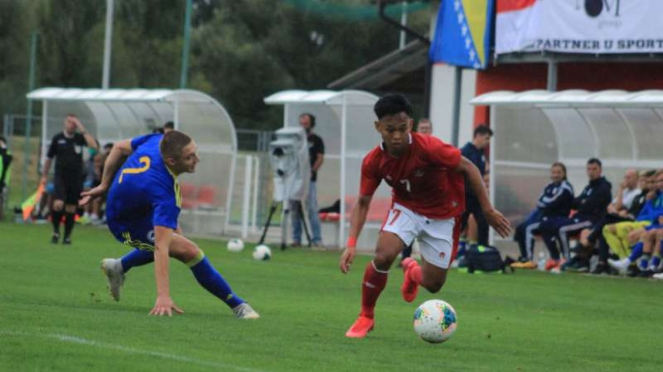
637, 190, 663, 222
106, 134, 181, 234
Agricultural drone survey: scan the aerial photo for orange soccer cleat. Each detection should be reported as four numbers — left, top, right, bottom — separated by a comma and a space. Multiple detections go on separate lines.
345, 316, 375, 338
544, 258, 560, 271
401, 257, 419, 303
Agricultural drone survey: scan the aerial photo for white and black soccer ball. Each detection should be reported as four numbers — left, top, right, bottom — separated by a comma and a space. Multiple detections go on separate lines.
227, 238, 244, 253
413, 299, 458, 343
252, 245, 272, 261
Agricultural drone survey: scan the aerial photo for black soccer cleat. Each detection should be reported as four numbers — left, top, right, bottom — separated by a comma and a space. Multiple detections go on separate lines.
62, 236, 72, 245
51, 233, 60, 244
590, 262, 610, 275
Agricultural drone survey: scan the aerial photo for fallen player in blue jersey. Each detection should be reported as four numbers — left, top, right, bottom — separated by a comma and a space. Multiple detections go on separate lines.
80, 130, 259, 319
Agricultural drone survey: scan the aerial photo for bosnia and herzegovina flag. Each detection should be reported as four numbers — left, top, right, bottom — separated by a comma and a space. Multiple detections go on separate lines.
429, 0, 495, 69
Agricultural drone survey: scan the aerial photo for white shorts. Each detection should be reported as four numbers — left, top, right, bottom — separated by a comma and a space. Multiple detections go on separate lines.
382, 203, 458, 269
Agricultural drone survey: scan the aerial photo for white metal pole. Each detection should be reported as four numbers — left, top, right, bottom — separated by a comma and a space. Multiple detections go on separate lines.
339, 96, 348, 247
488, 105, 496, 245
41, 102, 48, 174
173, 96, 179, 129
251, 156, 260, 233
241, 155, 253, 239
102, 0, 114, 89
399, 1, 408, 49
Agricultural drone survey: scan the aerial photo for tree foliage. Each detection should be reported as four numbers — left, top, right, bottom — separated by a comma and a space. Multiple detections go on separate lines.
0, 0, 433, 130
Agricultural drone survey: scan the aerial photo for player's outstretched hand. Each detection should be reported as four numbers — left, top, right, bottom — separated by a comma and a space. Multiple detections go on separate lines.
149, 295, 184, 317
339, 248, 356, 274
79, 184, 107, 206
484, 208, 512, 238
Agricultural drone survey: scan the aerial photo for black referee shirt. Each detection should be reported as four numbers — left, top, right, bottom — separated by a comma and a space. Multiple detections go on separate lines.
47, 132, 87, 175
308, 133, 324, 182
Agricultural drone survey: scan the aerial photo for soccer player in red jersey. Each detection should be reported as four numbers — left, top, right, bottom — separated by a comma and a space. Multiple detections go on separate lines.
339, 93, 511, 338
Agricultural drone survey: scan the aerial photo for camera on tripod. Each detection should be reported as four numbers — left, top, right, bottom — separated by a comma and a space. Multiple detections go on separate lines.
260, 127, 312, 249
268, 127, 310, 202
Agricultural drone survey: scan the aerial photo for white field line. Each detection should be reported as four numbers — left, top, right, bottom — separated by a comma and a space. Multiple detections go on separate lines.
0, 329, 267, 372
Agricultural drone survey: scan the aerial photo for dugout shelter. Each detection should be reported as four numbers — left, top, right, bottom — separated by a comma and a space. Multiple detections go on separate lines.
471, 89, 663, 243
27, 87, 237, 236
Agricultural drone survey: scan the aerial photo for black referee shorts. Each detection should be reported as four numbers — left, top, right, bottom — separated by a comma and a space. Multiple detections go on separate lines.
53, 172, 83, 205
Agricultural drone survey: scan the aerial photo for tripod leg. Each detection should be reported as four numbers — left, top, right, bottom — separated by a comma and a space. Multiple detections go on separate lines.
258, 202, 278, 245
299, 202, 312, 247
281, 202, 290, 251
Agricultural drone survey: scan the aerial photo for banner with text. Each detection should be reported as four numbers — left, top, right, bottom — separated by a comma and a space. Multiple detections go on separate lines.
496, 0, 663, 55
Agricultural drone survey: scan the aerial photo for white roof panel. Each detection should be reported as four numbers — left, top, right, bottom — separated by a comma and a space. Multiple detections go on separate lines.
264, 89, 378, 105
27, 88, 174, 102
263, 90, 309, 104
471, 90, 663, 107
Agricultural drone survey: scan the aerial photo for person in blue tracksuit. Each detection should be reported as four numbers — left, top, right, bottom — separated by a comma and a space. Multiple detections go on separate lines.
539, 158, 612, 269
512, 162, 574, 268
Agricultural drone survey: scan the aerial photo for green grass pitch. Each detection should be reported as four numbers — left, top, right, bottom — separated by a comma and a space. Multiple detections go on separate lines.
0, 223, 660, 372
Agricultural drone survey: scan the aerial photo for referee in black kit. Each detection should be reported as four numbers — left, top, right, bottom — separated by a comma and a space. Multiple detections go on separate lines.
40, 115, 98, 244
460, 124, 493, 248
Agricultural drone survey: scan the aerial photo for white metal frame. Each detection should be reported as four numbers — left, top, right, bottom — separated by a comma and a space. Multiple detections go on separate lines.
472, 89, 663, 244
264, 89, 379, 246
27, 87, 238, 234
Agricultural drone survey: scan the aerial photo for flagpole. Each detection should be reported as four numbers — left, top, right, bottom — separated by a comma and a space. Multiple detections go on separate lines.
102, 0, 114, 89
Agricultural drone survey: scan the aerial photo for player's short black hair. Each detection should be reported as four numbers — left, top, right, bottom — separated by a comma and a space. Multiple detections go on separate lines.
160, 130, 192, 160
164, 121, 175, 129
374, 93, 413, 120
587, 158, 602, 167
299, 113, 316, 128
103, 142, 113, 150
473, 124, 493, 138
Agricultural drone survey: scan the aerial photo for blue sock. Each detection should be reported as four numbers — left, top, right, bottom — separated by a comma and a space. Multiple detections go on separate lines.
189, 254, 244, 309
650, 255, 661, 268
628, 242, 644, 262
120, 249, 154, 273
638, 254, 651, 271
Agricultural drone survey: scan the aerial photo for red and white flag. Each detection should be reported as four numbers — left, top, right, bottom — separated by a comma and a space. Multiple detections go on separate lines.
496, 0, 663, 55
495, 0, 539, 55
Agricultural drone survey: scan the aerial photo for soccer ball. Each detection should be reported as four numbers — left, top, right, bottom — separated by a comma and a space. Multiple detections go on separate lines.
252, 245, 272, 261
227, 239, 244, 252
413, 299, 458, 343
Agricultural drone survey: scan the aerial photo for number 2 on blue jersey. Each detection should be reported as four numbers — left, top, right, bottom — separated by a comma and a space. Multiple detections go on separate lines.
119, 156, 151, 184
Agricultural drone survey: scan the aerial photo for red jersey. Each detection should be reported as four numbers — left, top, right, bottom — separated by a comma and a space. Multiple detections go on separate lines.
360, 132, 465, 219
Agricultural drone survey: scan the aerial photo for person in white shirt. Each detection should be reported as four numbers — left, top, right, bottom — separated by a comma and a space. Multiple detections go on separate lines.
570, 169, 641, 273
607, 168, 640, 216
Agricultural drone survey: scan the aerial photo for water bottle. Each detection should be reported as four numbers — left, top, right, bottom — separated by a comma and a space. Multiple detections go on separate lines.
537, 252, 547, 271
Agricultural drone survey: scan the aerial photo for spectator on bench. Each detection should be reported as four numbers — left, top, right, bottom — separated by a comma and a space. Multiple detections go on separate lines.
582, 169, 654, 274
609, 170, 663, 276
512, 162, 574, 269
570, 168, 643, 273
636, 222, 663, 276
539, 158, 612, 272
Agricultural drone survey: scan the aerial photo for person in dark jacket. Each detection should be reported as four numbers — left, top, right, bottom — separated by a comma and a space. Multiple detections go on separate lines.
459, 125, 493, 248
574, 169, 654, 274
512, 162, 574, 268
539, 158, 612, 271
